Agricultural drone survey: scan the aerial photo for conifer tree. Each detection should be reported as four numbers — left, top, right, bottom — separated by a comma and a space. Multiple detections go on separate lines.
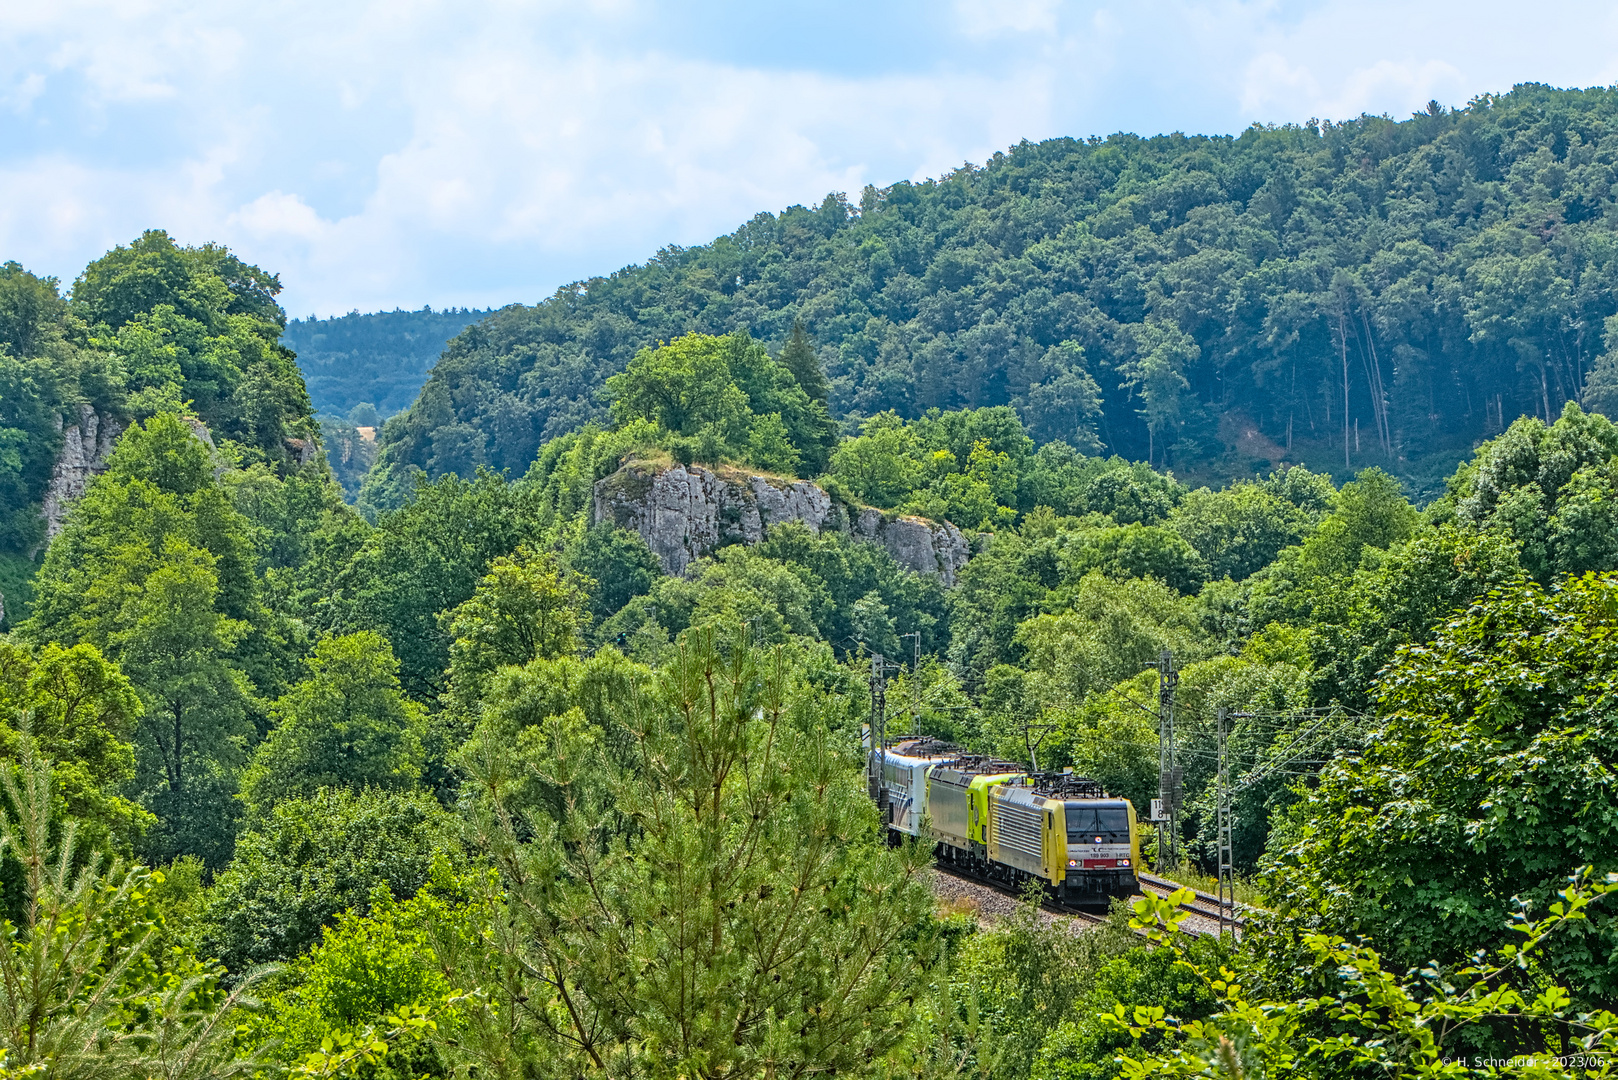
778, 319, 829, 404
438, 627, 935, 1080
0, 741, 268, 1078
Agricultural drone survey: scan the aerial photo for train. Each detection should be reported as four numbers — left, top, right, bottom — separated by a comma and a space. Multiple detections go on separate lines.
869, 736, 1141, 904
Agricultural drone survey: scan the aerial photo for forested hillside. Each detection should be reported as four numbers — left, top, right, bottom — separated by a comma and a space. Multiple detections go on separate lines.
1, 304, 1616, 1073
365, 83, 1618, 509
282, 305, 492, 419
276, 306, 488, 501
2, 93, 1618, 1075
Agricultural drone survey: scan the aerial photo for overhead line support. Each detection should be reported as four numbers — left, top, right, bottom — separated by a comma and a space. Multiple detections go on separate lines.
1156, 649, 1180, 873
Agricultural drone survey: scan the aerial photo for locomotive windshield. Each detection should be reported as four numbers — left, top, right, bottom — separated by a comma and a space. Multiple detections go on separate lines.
1065, 803, 1130, 843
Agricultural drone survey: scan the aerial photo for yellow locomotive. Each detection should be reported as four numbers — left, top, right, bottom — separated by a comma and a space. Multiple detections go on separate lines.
871, 736, 1140, 903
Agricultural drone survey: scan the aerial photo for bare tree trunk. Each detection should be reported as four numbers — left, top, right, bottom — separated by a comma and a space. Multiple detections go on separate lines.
1358, 308, 1392, 455
1339, 316, 1351, 470
1547, 348, 1569, 411
1289, 361, 1298, 449
173, 705, 184, 791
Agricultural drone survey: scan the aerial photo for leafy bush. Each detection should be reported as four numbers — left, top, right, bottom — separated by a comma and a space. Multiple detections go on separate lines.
199, 787, 459, 973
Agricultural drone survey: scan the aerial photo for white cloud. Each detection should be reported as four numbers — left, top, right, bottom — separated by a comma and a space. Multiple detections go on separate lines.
232, 191, 327, 243
4, 72, 46, 113
1241, 52, 1469, 124
954, 0, 1061, 37
254, 46, 1050, 309
1231, 0, 1618, 124
0, 0, 1617, 315
1240, 51, 1319, 118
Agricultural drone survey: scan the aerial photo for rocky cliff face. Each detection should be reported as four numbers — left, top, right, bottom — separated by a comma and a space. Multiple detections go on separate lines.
593, 463, 969, 584
850, 507, 971, 584
41, 405, 123, 540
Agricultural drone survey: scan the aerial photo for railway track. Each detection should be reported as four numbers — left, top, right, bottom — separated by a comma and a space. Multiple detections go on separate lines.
1137, 872, 1248, 929
931, 865, 1241, 937
932, 863, 1115, 927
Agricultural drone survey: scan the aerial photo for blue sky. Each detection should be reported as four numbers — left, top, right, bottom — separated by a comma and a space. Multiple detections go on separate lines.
4, 0, 1618, 318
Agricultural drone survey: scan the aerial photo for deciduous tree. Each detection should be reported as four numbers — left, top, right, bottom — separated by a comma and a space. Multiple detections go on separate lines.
241, 631, 427, 814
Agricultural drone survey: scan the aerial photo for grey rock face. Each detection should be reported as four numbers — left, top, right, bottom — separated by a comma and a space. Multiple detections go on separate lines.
183, 416, 216, 448
41, 405, 123, 539
747, 475, 833, 534
593, 464, 830, 576
286, 437, 319, 467
593, 462, 968, 584
853, 510, 970, 584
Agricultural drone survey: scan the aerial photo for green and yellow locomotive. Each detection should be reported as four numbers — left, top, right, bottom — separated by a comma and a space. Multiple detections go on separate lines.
870, 737, 1140, 903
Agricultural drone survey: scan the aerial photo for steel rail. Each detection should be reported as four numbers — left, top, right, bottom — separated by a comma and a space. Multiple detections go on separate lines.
933, 864, 1240, 938
1137, 872, 1252, 928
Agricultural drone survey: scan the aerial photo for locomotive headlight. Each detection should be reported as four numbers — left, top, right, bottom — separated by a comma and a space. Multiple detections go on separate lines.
1119, 859, 1130, 867
1067, 859, 1078, 867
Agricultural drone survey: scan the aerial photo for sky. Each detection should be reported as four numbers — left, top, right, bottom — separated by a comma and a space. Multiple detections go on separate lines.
5, 1, 1618, 319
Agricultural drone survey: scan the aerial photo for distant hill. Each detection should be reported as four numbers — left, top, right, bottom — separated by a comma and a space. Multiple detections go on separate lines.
283, 306, 494, 419
363, 84, 1618, 508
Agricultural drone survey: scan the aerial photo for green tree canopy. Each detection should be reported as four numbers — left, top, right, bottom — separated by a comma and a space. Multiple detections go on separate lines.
603, 330, 837, 476
1309, 524, 1526, 709
0, 640, 149, 853
72, 230, 316, 471
1449, 403, 1618, 580
242, 860, 476, 1078
605, 333, 752, 440
325, 469, 547, 702
1248, 467, 1420, 627
1066, 524, 1208, 594
1265, 572, 1618, 1000
439, 628, 935, 1079
570, 522, 663, 634
240, 631, 427, 815
20, 413, 269, 867
442, 547, 590, 693
1169, 481, 1317, 582
647, 545, 821, 645
0, 262, 116, 560
1014, 571, 1209, 711
199, 786, 459, 974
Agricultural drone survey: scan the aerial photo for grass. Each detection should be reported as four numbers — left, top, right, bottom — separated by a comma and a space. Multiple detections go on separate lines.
619, 447, 675, 470
712, 462, 803, 486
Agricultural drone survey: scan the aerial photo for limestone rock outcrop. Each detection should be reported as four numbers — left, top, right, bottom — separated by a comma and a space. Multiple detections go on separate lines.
41, 405, 123, 539
286, 437, 319, 467
852, 507, 971, 583
592, 462, 969, 584
593, 464, 831, 576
